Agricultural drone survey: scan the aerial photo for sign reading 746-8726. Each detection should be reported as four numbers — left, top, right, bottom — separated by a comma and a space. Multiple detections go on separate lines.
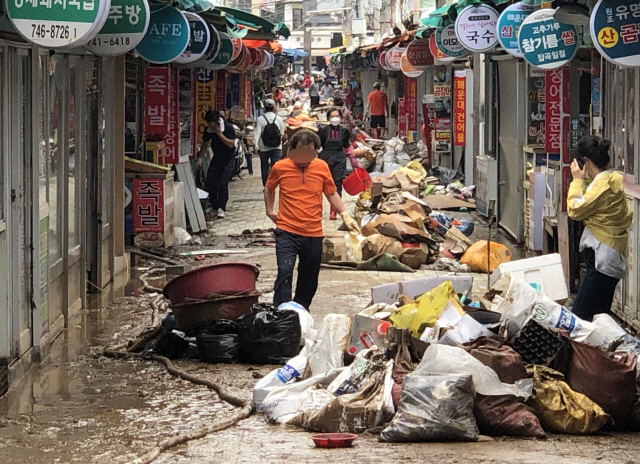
7, 0, 111, 48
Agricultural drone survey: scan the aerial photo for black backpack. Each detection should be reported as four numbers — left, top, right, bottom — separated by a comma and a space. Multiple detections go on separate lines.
261, 115, 281, 148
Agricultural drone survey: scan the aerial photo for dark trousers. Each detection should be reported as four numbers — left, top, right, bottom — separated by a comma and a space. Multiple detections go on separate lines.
273, 229, 323, 310
205, 156, 235, 211
259, 149, 282, 186
319, 154, 346, 197
572, 247, 620, 322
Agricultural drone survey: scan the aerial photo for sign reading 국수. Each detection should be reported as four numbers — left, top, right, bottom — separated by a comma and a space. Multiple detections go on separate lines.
86, 0, 149, 56
455, 4, 499, 53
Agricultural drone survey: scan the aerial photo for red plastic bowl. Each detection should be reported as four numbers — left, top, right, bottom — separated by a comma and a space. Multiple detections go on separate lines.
309, 433, 357, 448
163, 262, 260, 305
343, 167, 373, 196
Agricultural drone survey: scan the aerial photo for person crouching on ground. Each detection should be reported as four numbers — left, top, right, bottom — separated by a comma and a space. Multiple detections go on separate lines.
567, 136, 633, 321
198, 110, 237, 219
318, 107, 359, 220
264, 129, 360, 310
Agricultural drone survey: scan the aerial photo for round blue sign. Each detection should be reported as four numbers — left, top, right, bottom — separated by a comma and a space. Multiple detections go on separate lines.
591, 0, 640, 67
135, 5, 189, 64
497, 2, 534, 58
518, 8, 579, 69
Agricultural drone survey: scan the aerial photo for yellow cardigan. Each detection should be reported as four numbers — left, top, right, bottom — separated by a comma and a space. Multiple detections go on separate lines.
567, 171, 632, 255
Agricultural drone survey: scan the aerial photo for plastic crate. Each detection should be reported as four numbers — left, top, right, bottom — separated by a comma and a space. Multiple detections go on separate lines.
509, 319, 565, 366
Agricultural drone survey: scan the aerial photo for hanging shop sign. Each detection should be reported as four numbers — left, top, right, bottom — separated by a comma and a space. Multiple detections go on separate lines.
215, 69, 227, 109
248, 48, 262, 70
136, 5, 189, 64
455, 4, 499, 53
204, 25, 221, 62
245, 75, 253, 117
400, 53, 424, 78
545, 68, 566, 154
194, 67, 215, 152
378, 50, 393, 70
434, 81, 452, 153
231, 37, 243, 60
175, 12, 210, 64
591, 0, 640, 67
228, 72, 241, 108
405, 76, 418, 141
133, 178, 165, 233
497, 2, 534, 58
144, 67, 170, 136
387, 47, 406, 71
164, 67, 180, 164
527, 68, 546, 146
435, 24, 469, 59
398, 97, 407, 138
259, 49, 270, 69
405, 39, 433, 69
518, 8, 578, 70
454, 70, 466, 147
86, 0, 149, 56
210, 31, 233, 68
429, 33, 456, 63
6, 0, 110, 47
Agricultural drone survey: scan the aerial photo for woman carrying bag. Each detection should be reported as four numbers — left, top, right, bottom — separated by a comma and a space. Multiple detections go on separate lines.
567, 136, 633, 321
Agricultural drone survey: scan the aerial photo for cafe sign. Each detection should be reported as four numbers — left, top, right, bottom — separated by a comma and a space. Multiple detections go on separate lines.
7, 0, 111, 48
135, 5, 189, 64
86, 0, 149, 56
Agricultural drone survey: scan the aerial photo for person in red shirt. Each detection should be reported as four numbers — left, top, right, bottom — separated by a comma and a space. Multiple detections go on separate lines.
264, 130, 360, 310
272, 86, 284, 105
365, 82, 388, 139
303, 73, 312, 89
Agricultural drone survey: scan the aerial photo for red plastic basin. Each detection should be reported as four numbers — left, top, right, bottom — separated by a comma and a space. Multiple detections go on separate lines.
310, 433, 357, 448
163, 262, 260, 305
343, 167, 373, 196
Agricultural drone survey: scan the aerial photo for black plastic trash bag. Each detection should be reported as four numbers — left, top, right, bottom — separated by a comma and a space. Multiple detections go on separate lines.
237, 307, 302, 364
142, 314, 189, 359
196, 319, 239, 364
431, 166, 463, 186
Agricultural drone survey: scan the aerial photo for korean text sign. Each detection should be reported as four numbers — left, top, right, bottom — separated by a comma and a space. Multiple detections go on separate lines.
405, 76, 418, 139
454, 71, 466, 147
164, 67, 180, 164
145, 67, 170, 136
545, 69, 562, 154
497, 2, 534, 58
194, 67, 215, 152
86, 0, 150, 56
591, 0, 640, 67
133, 178, 164, 233
455, 4, 499, 52
519, 8, 578, 69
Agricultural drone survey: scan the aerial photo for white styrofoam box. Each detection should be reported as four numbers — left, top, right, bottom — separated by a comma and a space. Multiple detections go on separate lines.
490, 253, 568, 302
371, 276, 474, 305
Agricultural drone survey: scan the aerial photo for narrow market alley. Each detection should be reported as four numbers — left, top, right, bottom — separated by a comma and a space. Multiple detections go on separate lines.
0, 168, 637, 464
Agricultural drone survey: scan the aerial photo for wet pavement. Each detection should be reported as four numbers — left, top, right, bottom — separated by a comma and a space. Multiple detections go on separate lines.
0, 165, 637, 463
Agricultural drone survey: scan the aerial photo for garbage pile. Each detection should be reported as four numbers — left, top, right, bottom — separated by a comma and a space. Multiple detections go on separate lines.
252, 272, 640, 440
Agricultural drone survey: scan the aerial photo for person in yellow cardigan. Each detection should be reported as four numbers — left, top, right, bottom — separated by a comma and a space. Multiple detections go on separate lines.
567, 136, 633, 321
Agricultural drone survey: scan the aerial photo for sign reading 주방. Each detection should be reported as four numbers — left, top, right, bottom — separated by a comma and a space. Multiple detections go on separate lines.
497, 2, 534, 58
518, 8, 578, 70
86, 0, 149, 55
455, 4, 499, 53
136, 5, 189, 64
7, 0, 110, 48
590, 0, 640, 67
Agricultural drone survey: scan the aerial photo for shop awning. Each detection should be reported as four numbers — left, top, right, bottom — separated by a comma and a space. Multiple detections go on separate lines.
282, 48, 308, 60
420, 15, 442, 29
215, 6, 290, 38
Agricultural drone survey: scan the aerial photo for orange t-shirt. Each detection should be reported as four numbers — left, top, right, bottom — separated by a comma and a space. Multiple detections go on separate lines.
368, 90, 388, 116
266, 158, 337, 237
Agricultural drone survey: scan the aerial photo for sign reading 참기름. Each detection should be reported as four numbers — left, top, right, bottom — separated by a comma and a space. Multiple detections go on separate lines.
6, 0, 111, 48
518, 8, 578, 69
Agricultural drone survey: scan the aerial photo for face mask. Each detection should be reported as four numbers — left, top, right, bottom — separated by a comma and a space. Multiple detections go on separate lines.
330, 117, 341, 126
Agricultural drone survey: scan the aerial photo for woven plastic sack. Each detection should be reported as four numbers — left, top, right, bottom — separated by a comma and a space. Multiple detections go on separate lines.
461, 240, 511, 273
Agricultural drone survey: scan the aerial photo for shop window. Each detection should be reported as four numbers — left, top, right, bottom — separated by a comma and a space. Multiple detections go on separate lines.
68, 56, 80, 249
49, 55, 64, 263
292, 8, 303, 30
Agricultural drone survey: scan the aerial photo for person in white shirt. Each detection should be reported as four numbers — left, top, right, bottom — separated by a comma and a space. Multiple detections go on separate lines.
253, 98, 285, 186
320, 81, 333, 102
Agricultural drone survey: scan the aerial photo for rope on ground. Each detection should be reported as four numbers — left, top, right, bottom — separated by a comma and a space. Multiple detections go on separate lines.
103, 349, 254, 464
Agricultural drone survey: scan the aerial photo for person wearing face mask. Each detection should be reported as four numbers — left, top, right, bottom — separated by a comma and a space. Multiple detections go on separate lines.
264, 130, 360, 310
318, 108, 358, 219
334, 97, 355, 132
567, 136, 633, 321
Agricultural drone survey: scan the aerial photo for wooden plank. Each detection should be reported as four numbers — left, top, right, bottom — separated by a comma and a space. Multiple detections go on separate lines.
175, 162, 206, 233
125, 156, 170, 174
422, 195, 476, 211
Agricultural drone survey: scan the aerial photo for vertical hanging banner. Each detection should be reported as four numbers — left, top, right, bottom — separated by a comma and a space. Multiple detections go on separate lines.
528, 68, 546, 146
404, 76, 418, 141
434, 79, 452, 153
164, 67, 180, 164
144, 67, 169, 136
215, 70, 227, 110
545, 68, 562, 154
398, 97, 407, 138
454, 70, 466, 147
245, 76, 253, 117
133, 178, 164, 233
193, 67, 215, 155
229, 72, 241, 108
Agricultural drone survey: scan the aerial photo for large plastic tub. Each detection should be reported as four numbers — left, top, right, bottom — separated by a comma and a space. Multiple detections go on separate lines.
490, 253, 568, 302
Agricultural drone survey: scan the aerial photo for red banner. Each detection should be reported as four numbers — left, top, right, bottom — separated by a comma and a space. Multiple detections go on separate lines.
405, 76, 418, 137
215, 70, 227, 111
144, 67, 170, 136
545, 69, 562, 154
398, 97, 407, 137
193, 68, 215, 158
133, 178, 164, 233
164, 67, 180, 164
454, 71, 466, 147
245, 75, 253, 117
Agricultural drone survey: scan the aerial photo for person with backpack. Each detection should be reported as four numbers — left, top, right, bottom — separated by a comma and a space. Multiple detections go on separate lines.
254, 98, 285, 186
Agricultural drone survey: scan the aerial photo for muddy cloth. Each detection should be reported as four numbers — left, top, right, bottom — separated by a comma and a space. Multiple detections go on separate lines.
380, 373, 478, 442
462, 337, 528, 385
237, 307, 302, 364
196, 320, 238, 364
474, 395, 546, 438
527, 365, 610, 434
389, 330, 416, 409
567, 341, 637, 430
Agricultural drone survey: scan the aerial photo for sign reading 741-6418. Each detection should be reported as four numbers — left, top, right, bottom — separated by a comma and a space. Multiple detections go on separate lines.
7, 0, 111, 48
86, 0, 149, 56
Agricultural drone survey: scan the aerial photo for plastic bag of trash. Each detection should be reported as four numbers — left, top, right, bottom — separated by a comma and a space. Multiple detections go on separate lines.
237, 307, 302, 364
583, 314, 627, 350
431, 166, 463, 185
462, 337, 528, 385
527, 365, 610, 434
460, 240, 511, 273
253, 338, 314, 410
327, 346, 387, 395
380, 373, 478, 442
143, 314, 189, 359
305, 314, 351, 378
567, 340, 637, 429
474, 394, 546, 438
416, 345, 532, 399
196, 319, 238, 364
288, 360, 395, 433
174, 227, 193, 245
530, 294, 595, 342
277, 302, 315, 340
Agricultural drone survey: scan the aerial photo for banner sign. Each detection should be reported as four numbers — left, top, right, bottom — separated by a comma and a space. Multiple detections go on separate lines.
86, 0, 149, 56
405, 76, 418, 140
528, 70, 546, 145
591, 0, 640, 67
133, 178, 164, 233
194, 68, 214, 151
163, 67, 180, 164
228, 72, 241, 108
144, 67, 169, 136
454, 71, 466, 146
518, 8, 578, 69
215, 69, 227, 110
245, 75, 253, 117
545, 68, 562, 153
455, 4, 499, 52
136, 5, 189, 64
398, 97, 407, 138
434, 81, 452, 152
497, 2, 534, 58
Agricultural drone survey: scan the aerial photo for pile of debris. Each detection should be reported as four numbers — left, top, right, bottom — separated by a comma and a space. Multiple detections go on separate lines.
252, 269, 640, 440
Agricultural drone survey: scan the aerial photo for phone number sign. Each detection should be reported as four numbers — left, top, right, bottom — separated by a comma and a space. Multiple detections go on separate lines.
518, 8, 578, 69
86, 0, 149, 56
591, 0, 640, 67
7, 0, 110, 48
